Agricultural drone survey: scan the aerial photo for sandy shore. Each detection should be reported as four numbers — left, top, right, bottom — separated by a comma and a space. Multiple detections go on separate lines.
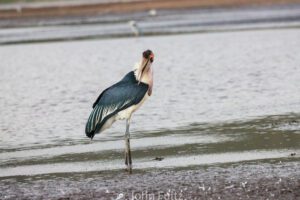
1, 160, 299, 200
1, 0, 300, 19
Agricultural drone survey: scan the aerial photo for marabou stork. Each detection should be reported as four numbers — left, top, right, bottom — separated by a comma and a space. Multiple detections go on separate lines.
85, 50, 154, 173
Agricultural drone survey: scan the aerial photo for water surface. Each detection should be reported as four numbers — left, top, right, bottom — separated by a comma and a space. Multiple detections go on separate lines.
0, 29, 300, 178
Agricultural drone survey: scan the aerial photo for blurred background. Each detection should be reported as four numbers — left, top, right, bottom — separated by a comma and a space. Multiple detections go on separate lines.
1, 0, 300, 43
0, 0, 300, 199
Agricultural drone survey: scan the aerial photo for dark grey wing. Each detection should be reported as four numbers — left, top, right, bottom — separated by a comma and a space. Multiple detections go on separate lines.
92, 71, 137, 108
92, 87, 108, 108
85, 82, 148, 139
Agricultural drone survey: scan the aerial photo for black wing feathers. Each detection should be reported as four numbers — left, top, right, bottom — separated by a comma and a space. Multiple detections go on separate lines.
85, 71, 148, 139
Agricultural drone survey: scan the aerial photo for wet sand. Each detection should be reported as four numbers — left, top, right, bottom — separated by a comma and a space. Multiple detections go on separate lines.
1, 0, 300, 19
1, 160, 299, 199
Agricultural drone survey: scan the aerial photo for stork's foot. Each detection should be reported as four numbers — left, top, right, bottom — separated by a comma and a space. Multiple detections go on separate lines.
125, 165, 132, 174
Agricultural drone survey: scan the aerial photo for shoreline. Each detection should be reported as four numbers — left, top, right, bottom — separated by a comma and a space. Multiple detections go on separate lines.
1, 0, 300, 19
1, 160, 299, 199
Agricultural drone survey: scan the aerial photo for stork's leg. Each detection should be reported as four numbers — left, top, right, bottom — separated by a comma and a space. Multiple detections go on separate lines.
125, 119, 132, 173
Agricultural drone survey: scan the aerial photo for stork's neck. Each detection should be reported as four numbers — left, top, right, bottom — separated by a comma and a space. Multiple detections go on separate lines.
134, 62, 152, 85
134, 61, 153, 95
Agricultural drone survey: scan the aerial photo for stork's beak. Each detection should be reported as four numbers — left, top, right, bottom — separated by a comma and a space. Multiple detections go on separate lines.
138, 50, 154, 84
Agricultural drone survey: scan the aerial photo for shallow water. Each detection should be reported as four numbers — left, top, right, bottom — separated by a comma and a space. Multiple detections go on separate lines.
0, 28, 300, 180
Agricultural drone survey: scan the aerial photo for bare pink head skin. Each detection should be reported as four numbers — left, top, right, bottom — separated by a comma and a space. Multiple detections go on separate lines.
135, 50, 154, 96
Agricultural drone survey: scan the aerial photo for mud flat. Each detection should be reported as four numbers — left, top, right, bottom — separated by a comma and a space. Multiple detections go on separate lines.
0, 159, 299, 200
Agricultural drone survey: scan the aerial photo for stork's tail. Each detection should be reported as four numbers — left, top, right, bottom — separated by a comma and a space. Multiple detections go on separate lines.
85, 119, 95, 139
86, 130, 95, 140
85, 105, 103, 139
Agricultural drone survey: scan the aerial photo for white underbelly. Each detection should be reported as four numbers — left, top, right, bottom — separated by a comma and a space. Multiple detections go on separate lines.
116, 93, 149, 120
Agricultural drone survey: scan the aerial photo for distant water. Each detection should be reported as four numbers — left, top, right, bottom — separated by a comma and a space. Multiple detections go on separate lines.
0, 28, 300, 179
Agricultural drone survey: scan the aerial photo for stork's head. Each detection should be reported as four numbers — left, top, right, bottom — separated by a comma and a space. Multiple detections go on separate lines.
143, 49, 154, 63
135, 49, 154, 83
